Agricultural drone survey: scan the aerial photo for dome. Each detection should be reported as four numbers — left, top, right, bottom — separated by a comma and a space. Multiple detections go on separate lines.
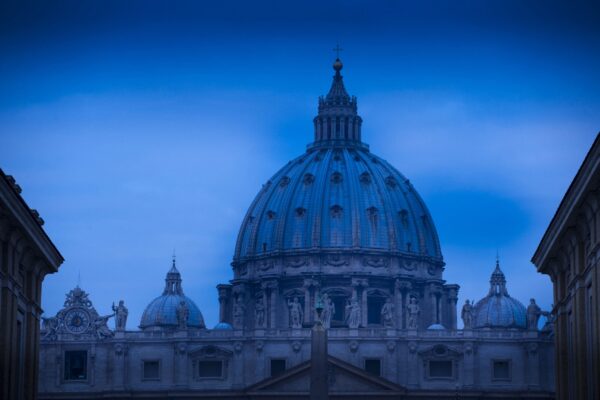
140, 260, 205, 330
427, 323, 446, 330
233, 59, 442, 268
473, 261, 526, 329
213, 322, 233, 330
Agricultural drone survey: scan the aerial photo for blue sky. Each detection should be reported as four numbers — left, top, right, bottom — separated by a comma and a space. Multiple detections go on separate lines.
1, 1, 599, 328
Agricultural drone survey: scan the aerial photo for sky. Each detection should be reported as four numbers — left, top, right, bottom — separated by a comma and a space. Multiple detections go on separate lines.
1, 1, 599, 329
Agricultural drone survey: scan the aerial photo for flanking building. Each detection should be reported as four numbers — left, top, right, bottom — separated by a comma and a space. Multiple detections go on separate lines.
1, 169, 64, 400
532, 133, 600, 400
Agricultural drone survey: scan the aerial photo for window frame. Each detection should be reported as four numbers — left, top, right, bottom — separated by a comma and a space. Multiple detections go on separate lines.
427, 360, 455, 380
141, 359, 161, 381
269, 358, 287, 377
197, 359, 226, 380
491, 359, 512, 382
364, 358, 382, 377
63, 349, 89, 382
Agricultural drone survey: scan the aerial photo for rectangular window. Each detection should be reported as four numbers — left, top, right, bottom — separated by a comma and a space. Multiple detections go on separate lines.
143, 360, 160, 380
429, 360, 452, 378
64, 351, 87, 381
270, 359, 286, 377
198, 360, 223, 378
364, 359, 381, 376
492, 360, 510, 380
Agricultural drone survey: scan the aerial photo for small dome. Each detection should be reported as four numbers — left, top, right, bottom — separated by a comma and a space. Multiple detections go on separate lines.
473, 261, 526, 329
140, 260, 205, 330
213, 322, 233, 330
427, 323, 446, 330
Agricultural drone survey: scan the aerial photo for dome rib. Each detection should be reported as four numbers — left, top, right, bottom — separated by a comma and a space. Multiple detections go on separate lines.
278, 153, 317, 251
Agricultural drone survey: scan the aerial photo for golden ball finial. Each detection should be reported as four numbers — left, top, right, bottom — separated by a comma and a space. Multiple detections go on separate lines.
333, 58, 343, 72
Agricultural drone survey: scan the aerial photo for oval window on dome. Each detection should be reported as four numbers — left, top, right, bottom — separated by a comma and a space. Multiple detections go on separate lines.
360, 172, 371, 184
385, 176, 398, 188
279, 176, 291, 187
303, 173, 315, 185
331, 172, 343, 184
330, 205, 343, 218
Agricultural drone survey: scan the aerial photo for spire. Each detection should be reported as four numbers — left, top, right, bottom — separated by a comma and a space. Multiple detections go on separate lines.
488, 257, 508, 296
311, 51, 364, 149
163, 255, 184, 295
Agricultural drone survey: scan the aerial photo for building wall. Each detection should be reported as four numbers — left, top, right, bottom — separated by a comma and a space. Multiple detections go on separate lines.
532, 133, 600, 400
38, 328, 554, 398
0, 170, 63, 400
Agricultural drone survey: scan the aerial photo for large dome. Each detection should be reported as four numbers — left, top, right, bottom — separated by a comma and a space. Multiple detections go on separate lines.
234, 147, 441, 262
233, 58, 441, 267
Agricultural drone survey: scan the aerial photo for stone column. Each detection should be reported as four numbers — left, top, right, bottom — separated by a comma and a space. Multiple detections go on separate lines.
112, 343, 127, 389
262, 280, 279, 329
463, 342, 475, 388
173, 342, 188, 387
361, 284, 369, 327
303, 280, 312, 324
526, 342, 540, 389
217, 284, 231, 323
394, 280, 403, 329
447, 287, 458, 330
429, 285, 438, 325
310, 318, 328, 400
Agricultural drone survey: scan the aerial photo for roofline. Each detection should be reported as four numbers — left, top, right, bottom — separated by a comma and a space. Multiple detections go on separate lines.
0, 168, 64, 272
531, 131, 600, 271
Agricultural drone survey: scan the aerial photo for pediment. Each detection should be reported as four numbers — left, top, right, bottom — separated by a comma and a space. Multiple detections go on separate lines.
246, 356, 405, 396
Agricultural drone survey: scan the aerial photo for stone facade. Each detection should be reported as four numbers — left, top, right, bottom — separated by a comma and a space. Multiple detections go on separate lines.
0, 169, 64, 400
532, 133, 600, 400
38, 59, 554, 399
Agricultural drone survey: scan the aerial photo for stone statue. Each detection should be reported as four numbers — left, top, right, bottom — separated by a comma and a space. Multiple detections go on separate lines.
461, 299, 474, 329
321, 294, 335, 329
407, 297, 420, 329
94, 315, 114, 339
233, 297, 245, 329
41, 316, 59, 340
255, 297, 265, 328
288, 297, 303, 328
381, 297, 395, 328
527, 298, 542, 331
176, 300, 189, 330
345, 298, 361, 328
112, 300, 128, 331
541, 305, 555, 333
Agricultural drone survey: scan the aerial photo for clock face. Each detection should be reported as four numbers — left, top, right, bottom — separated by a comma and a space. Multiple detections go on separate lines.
64, 308, 90, 334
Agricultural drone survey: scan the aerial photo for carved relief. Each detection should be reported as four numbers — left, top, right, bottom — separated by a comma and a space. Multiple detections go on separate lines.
258, 259, 274, 271
362, 256, 388, 268
286, 257, 309, 268
323, 254, 348, 266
